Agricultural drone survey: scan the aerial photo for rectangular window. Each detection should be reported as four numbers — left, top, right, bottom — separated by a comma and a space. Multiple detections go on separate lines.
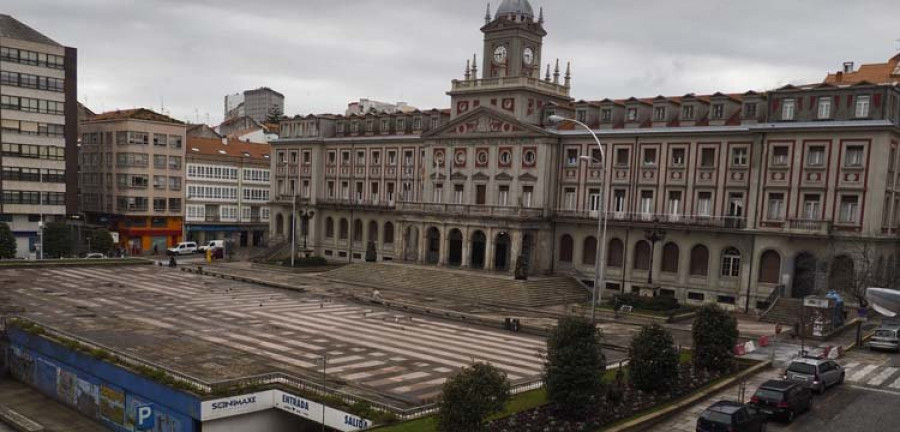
688, 292, 705, 301
588, 189, 601, 212
613, 190, 626, 214
454, 184, 464, 205
743, 102, 757, 119
856, 95, 870, 118
711, 104, 724, 120
387, 151, 397, 165
356, 150, 366, 165
700, 148, 716, 167
522, 185, 534, 207
601, 109, 612, 122
498, 185, 510, 206
327, 181, 335, 198
615, 148, 629, 166
767, 193, 785, 220
671, 148, 685, 166
564, 188, 577, 210
642, 148, 657, 166
433, 183, 443, 203
475, 184, 486, 205
782, 98, 796, 121
654, 107, 666, 121
355, 181, 364, 202
627, 108, 638, 121
566, 148, 579, 165
772, 147, 789, 166
697, 192, 712, 217
576, 110, 587, 123
817, 97, 832, 119
845, 145, 864, 167
682, 105, 694, 120
802, 194, 821, 220
667, 191, 682, 218
327, 151, 336, 165
807, 146, 825, 166
640, 190, 654, 218
153, 134, 167, 147
839, 195, 860, 223
731, 147, 748, 167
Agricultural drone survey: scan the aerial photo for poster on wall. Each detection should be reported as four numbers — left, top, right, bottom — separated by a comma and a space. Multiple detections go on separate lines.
75, 378, 100, 419
151, 411, 182, 432
57, 368, 77, 406
9, 346, 35, 385
35, 358, 59, 397
100, 384, 126, 426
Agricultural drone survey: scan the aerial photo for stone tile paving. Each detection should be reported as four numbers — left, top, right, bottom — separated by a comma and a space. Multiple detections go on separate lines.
0, 266, 548, 406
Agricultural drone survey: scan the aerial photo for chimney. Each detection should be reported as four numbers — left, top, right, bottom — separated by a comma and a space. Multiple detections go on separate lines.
843, 61, 854, 73
222, 137, 228, 146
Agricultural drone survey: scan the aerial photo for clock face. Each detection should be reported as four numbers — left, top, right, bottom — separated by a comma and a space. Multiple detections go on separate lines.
493, 46, 507, 64
523, 48, 534, 65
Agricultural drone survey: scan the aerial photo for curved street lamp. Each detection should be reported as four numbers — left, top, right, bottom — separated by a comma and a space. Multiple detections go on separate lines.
548, 114, 608, 324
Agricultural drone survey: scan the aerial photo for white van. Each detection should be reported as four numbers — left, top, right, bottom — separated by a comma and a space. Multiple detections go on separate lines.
167, 242, 199, 255
198, 240, 224, 252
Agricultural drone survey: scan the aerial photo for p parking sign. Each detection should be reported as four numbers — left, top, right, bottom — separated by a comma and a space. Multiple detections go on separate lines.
137, 404, 155, 430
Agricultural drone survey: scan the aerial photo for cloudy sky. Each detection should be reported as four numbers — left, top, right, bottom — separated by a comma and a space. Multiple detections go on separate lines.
7, 0, 898, 124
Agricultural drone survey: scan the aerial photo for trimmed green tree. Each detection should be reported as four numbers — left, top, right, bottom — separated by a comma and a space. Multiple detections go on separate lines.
42, 221, 72, 259
629, 323, 679, 393
0, 222, 16, 259
692, 304, 739, 372
90, 230, 115, 255
544, 316, 605, 419
436, 362, 510, 432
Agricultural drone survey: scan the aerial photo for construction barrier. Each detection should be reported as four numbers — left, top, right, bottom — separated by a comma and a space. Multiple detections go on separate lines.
734, 343, 746, 356
758, 335, 770, 347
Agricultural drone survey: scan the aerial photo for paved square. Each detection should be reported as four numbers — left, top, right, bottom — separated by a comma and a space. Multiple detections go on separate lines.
0, 265, 547, 407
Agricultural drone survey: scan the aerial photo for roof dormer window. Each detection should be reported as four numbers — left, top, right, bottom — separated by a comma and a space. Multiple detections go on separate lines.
627, 108, 638, 121
817, 97, 832, 119
601, 109, 612, 122
653, 107, 666, 121
711, 104, 724, 120
682, 105, 694, 120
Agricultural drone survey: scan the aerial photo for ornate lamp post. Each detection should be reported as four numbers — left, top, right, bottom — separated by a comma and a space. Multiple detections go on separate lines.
644, 218, 667, 287
299, 209, 315, 257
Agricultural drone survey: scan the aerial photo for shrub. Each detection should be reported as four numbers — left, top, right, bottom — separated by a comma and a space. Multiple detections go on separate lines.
0, 222, 16, 259
90, 230, 115, 255
692, 304, 738, 372
437, 363, 510, 432
544, 316, 605, 419
629, 323, 679, 393
284, 255, 328, 267
43, 221, 73, 258
614, 293, 680, 312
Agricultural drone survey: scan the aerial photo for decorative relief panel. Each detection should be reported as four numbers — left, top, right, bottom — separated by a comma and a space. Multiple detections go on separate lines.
475, 148, 489, 167
451, 116, 521, 135
454, 149, 467, 168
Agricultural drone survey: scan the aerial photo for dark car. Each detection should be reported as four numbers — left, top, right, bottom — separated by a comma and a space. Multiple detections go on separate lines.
697, 400, 768, 432
748, 380, 812, 423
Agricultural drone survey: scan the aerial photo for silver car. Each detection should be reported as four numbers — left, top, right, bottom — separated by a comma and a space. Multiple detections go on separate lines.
868, 324, 900, 352
784, 358, 844, 394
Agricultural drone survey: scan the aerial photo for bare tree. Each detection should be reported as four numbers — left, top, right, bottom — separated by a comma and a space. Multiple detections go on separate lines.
826, 238, 900, 307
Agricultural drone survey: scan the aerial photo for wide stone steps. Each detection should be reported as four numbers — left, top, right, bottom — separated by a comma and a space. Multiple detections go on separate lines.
760, 297, 804, 325
322, 263, 589, 308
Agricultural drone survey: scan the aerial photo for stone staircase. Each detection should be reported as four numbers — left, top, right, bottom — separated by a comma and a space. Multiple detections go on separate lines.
759, 297, 804, 325
321, 263, 589, 308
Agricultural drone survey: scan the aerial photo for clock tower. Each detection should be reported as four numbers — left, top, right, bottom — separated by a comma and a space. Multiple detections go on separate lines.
481, 0, 546, 79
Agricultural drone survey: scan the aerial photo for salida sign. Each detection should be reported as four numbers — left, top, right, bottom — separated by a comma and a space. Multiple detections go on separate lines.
201, 390, 371, 431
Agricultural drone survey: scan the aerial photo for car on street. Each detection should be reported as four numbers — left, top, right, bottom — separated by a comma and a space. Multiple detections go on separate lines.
868, 322, 900, 352
783, 357, 844, 393
85, 253, 107, 259
166, 242, 198, 256
198, 240, 224, 253
696, 400, 768, 431
748, 379, 812, 423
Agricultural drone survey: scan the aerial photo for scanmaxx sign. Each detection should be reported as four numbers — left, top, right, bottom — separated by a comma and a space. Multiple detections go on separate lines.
201, 390, 371, 431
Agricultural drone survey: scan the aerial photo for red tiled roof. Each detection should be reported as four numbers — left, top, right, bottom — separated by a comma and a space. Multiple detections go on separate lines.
86, 108, 184, 124
187, 137, 270, 160
825, 54, 900, 85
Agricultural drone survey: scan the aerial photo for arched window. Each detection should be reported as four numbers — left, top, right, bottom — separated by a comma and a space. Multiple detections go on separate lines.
582, 236, 597, 265
325, 217, 334, 238
275, 214, 284, 235
353, 219, 363, 242
368, 221, 378, 243
383, 222, 395, 244
559, 234, 573, 263
759, 250, 781, 283
607, 238, 624, 268
633, 240, 651, 270
339, 219, 349, 240
689, 245, 709, 276
721, 247, 741, 278
662, 242, 679, 273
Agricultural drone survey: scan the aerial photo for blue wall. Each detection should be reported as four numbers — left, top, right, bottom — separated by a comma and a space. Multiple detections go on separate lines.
8, 327, 201, 432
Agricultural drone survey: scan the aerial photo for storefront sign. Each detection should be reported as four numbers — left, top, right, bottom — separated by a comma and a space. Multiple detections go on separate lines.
201, 390, 371, 431
201, 391, 272, 421
803, 297, 830, 308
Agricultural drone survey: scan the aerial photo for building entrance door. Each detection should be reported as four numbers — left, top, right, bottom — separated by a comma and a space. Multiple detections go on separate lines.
494, 232, 511, 271
426, 227, 440, 265
471, 231, 486, 269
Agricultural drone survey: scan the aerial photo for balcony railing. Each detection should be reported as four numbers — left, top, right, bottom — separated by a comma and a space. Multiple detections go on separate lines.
397, 202, 545, 219
451, 76, 570, 97
318, 198, 396, 209
555, 210, 747, 229
787, 218, 831, 234
205, 215, 220, 222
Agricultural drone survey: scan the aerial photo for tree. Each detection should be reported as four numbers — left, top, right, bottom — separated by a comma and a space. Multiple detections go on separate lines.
265, 104, 283, 123
629, 323, 679, 393
692, 304, 738, 372
543, 316, 605, 418
42, 221, 72, 259
0, 222, 16, 259
826, 239, 900, 308
436, 363, 510, 432
90, 230, 115, 255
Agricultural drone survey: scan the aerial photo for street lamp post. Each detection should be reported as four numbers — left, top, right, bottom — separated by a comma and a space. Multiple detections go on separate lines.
548, 115, 607, 324
299, 209, 315, 257
285, 159, 297, 267
644, 219, 667, 288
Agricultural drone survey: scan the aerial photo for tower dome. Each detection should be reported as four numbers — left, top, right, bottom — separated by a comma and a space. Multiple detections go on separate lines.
495, 0, 535, 20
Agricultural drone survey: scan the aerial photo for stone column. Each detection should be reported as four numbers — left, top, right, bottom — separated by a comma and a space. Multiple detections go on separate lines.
418, 223, 428, 264
510, 229, 522, 272
485, 228, 495, 271
461, 226, 471, 269
438, 225, 448, 266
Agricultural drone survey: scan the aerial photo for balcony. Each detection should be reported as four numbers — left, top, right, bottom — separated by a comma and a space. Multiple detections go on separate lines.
318, 198, 396, 210
555, 210, 747, 229
205, 215, 220, 222
397, 202, 545, 219
450, 76, 570, 98
787, 218, 831, 235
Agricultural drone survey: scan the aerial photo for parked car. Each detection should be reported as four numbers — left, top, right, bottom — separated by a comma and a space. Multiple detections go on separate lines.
748, 380, 812, 423
696, 400, 768, 432
166, 242, 198, 256
85, 253, 107, 259
784, 358, 844, 393
868, 322, 900, 352
198, 240, 224, 252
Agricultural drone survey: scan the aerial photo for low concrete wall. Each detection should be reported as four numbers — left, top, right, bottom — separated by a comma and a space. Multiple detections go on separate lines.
0, 258, 152, 269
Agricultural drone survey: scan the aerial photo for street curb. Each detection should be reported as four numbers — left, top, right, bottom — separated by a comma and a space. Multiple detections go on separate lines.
845, 330, 876, 351
179, 267, 307, 293
0, 404, 44, 432
603, 359, 771, 432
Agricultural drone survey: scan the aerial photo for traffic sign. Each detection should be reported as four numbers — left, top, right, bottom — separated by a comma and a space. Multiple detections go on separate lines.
137, 404, 155, 430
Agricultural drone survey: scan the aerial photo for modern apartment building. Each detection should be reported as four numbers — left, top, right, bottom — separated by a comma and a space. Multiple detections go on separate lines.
79, 109, 187, 253
0, 14, 78, 258
242, 87, 284, 123
270, 0, 900, 311
185, 136, 271, 247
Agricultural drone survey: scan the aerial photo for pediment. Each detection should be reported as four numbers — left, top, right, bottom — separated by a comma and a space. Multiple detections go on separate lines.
495, 172, 514, 181
450, 172, 468, 181
423, 106, 552, 139
472, 172, 490, 181
518, 173, 538, 182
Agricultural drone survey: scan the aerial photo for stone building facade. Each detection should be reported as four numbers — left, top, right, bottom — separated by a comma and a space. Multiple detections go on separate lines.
270, 0, 900, 310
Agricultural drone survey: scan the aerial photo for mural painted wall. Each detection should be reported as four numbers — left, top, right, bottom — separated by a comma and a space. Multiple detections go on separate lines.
7, 328, 199, 432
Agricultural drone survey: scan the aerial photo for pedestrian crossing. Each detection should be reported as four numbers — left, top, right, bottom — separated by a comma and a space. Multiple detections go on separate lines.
0, 266, 548, 404
841, 359, 900, 392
